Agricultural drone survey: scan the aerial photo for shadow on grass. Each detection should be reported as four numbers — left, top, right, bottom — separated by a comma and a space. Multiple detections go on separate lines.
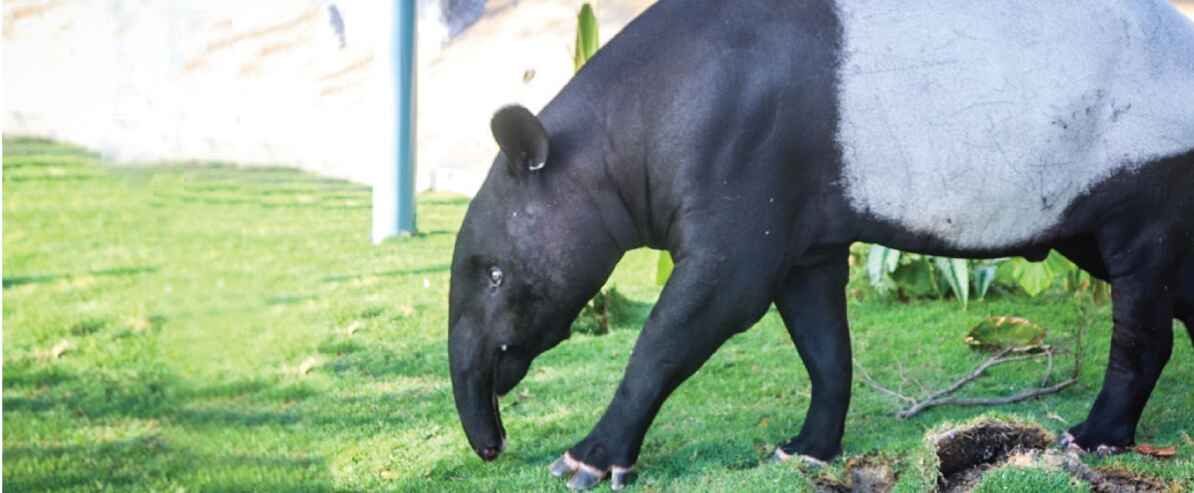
1, 154, 99, 169
3, 173, 103, 182
266, 293, 320, 306
2, 265, 159, 289
2, 337, 456, 423
1, 137, 97, 160
420, 197, 470, 207
2, 361, 352, 491
320, 264, 450, 284
414, 229, 455, 238
4, 440, 339, 493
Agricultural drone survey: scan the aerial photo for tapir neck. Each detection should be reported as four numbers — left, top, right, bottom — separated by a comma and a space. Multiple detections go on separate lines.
538, 90, 651, 254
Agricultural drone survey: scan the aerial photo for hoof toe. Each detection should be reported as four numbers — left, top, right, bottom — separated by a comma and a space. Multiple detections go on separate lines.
566, 466, 605, 491
550, 453, 619, 491
768, 448, 786, 465
1059, 432, 1083, 454
1094, 444, 1123, 457
610, 466, 635, 490
550, 453, 579, 478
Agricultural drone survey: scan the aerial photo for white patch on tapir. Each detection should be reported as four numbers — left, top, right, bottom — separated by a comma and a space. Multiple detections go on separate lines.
836, 0, 1194, 249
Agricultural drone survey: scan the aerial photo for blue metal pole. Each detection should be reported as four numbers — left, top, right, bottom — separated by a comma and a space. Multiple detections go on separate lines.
373, 0, 417, 243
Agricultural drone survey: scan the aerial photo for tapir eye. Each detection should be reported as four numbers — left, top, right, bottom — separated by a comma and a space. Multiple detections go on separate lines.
488, 266, 504, 287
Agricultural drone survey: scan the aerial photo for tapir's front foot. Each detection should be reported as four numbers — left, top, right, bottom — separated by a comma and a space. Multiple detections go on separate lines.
772, 433, 840, 467
1058, 431, 1126, 457
1059, 240, 1178, 459
544, 253, 777, 490
549, 452, 635, 490
771, 446, 830, 468
1059, 420, 1133, 457
546, 415, 642, 490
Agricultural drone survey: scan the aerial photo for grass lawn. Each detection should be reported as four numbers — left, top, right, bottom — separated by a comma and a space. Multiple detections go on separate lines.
3, 137, 1192, 492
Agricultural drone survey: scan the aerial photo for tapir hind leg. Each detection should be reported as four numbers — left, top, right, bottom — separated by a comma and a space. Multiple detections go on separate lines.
772, 249, 852, 463
1064, 228, 1178, 450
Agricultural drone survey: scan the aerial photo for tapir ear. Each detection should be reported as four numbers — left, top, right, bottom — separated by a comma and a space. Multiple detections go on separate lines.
491, 105, 549, 174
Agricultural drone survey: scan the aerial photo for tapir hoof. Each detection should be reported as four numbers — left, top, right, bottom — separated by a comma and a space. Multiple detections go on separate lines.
549, 452, 633, 490
609, 467, 635, 490
549, 454, 578, 478
1059, 432, 1125, 457
567, 467, 604, 491
771, 447, 828, 467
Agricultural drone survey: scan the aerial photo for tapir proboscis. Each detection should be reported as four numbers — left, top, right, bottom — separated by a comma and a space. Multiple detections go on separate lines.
448, 0, 1194, 489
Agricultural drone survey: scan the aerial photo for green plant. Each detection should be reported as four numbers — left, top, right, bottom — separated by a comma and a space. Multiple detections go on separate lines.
573, 285, 632, 335
866, 245, 989, 307
573, 3, 599, 72
656, 251, 673, 287
999, 253, 1107, 301
865, 245, 1109, 306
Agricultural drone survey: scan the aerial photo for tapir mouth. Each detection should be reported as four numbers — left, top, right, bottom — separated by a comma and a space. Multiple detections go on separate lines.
482, 356, 508, 460
448, 340, 508, 462
491, 392, 507, 446
490, 354, 508, 443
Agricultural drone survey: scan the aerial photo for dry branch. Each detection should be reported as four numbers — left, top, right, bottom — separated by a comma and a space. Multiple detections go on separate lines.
896, 375, 1076, 418
859, 307, 1093, 418
859, 345, 1076, 419
857, 364, 917, 404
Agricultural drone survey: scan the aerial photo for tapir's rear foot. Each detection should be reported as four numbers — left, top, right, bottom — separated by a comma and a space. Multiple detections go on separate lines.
548, 452, 634, 490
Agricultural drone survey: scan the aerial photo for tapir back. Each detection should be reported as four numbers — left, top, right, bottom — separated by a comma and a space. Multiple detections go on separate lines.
835, 0, 1194, 249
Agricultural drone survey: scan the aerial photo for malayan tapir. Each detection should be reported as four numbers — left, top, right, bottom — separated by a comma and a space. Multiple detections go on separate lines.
448, 0, 1194, 489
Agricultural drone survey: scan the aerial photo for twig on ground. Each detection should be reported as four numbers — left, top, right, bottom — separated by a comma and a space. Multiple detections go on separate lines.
858, 307, 1093, 419
1040, 347, 1054, 387
897, 358, 929, 396
856, 363, 917, 404
896, 376, 1077, 418
858, 346, 1074, 419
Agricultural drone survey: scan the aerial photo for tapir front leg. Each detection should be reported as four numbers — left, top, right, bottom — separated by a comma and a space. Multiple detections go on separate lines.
1058, 237, 1194, 346
1065, 231, 1178, 451
772, 250, 852, 464
550, 252, 776, 490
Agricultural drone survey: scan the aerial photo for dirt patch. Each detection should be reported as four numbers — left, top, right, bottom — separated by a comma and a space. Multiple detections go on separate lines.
1089, 468, 1167, 493
1005, 450, 1166, 493
813, 456, 897, 493
928, 421, 1167, 493
933, 422, 1051, 490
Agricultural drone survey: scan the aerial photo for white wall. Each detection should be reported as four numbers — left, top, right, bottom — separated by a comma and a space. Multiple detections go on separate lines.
4, 0, 446, 188
2, 0, 656, 195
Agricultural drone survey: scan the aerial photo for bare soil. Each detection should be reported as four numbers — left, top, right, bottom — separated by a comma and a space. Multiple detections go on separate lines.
930, 422, 1167, 493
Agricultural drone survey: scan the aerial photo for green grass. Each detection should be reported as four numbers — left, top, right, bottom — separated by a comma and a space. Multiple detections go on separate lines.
971, 466, 1089, 493
4, 137, 1193, 491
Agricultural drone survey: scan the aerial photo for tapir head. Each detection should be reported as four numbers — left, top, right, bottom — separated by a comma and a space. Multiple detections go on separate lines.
448, 105, 622, 462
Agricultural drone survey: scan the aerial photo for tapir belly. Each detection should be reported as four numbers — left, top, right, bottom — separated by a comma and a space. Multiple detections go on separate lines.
834, 0, 1194, 249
